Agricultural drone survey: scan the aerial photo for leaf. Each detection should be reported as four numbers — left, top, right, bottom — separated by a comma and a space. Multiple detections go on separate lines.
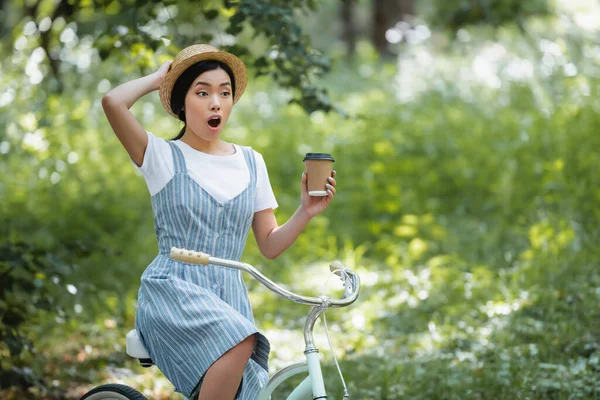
254, 56, 270, 68
203, 9, 219, 20
4, 329, 24, 356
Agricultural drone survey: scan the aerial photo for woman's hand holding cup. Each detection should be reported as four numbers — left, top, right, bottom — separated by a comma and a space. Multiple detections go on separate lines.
300, 153, 336, 218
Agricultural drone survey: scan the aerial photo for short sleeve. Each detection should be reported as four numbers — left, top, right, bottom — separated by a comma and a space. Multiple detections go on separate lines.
131, 131, 174, 196
253, 151, 278, 212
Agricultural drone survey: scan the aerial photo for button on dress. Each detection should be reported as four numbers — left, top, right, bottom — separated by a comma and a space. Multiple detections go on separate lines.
135, 141, 270, 399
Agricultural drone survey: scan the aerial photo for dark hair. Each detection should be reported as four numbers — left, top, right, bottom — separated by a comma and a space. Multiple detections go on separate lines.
170, 60, 236, 140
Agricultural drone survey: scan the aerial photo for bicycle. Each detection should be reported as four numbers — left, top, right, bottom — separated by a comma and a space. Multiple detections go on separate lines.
80, 246, 361, 400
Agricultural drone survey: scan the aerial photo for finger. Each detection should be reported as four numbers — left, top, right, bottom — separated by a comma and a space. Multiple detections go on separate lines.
324, 190, 333, 205
327, 176, 336, 187
326, 183, 336, 195
332, 170, 336, 177
301, 172, 308, 194
158, 60, 172, 74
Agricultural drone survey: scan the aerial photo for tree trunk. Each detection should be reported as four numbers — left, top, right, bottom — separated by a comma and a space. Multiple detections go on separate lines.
373, 0, 388, 53
397, 0, 414, 19
372, 0, 415, 53
340, 0, 356, 57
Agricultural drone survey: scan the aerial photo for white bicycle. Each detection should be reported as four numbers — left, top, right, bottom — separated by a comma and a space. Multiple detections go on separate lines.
80, 246, 361, 400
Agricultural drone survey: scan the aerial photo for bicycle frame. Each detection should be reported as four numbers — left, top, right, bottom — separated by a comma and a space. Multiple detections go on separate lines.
258, 305, 330, 400
169, 247, 360, 400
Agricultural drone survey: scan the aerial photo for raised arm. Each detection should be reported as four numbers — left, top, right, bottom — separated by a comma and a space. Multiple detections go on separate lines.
101, 61, 172, 166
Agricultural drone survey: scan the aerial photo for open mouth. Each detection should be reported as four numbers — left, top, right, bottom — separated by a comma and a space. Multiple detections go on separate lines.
208, 117, 221, 128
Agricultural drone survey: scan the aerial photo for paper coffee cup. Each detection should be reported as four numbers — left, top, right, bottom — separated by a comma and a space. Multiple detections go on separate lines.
303, 153, 335, 196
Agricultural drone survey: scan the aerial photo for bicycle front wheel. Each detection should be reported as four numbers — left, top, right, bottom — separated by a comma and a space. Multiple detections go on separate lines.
258, 362, 312, 400
80, 383, 147, 400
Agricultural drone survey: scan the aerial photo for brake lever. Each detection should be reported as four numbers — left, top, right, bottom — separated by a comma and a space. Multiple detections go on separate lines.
329, 261, 354, 299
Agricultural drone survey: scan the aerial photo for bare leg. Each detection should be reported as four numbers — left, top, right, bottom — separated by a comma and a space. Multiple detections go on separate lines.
197, 334, 256, 400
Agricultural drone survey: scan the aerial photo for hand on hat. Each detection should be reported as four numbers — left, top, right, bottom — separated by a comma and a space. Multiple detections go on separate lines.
300, 170, 337, 219
153, 60, 173, 89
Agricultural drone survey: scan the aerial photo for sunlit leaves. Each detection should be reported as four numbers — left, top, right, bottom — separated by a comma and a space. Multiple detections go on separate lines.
6, 0, 334, 115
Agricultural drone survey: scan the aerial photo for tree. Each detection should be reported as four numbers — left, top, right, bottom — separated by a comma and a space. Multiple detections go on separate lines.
426, 0, 553, 31
340, 0, 357, 57
5, 0, 335, 113
372, 0, 414, 54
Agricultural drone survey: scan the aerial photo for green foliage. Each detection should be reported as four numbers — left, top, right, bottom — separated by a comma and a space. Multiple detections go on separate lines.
225, 0, 334, 113
4, 0, 333, 113
0, 241, 78, 392
2, 1, 600, 398
424, 0, 554, 31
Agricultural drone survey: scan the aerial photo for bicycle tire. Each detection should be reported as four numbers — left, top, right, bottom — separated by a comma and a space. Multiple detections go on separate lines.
258, 362, 311, 400
80, 383, 147, 400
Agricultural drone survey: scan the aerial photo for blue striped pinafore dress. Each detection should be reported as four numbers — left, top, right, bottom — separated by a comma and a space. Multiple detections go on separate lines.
135, 141, 270, 399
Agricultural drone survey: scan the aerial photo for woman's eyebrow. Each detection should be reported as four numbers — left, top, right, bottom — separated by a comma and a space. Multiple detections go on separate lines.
194, 81, 231, 88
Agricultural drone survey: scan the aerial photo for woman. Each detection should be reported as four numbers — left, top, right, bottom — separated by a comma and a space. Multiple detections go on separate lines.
101, 44, 337, 400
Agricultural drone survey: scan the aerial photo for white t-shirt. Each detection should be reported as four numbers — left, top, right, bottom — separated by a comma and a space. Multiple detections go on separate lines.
134, 131, 278, 212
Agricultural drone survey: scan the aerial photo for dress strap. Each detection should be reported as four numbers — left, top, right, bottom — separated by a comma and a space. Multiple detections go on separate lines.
168, 141, 187, 174
240, 146, 257, 184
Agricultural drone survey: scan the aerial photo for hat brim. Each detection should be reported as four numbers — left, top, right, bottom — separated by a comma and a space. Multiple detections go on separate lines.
159, 48, 248, 119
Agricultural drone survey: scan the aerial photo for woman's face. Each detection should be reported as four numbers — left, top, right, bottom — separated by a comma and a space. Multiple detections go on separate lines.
183, 67, 233, 141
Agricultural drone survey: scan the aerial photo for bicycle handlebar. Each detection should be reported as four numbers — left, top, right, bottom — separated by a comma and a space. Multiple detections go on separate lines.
169, 247, 360, 308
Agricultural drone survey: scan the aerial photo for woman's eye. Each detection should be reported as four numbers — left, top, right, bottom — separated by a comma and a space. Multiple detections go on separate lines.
222, 91, 230, 97
197, 91, 208, 96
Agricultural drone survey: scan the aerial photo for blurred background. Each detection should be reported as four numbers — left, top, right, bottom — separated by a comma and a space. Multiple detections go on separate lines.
1, 0, 600, 398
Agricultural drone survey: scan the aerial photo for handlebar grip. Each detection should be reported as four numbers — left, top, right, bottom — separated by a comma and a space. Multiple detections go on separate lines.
329, 260, 345, 273
170, 247, 211, 265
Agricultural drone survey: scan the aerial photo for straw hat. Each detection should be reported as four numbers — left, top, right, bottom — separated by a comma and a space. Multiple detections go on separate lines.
159, 44, 248, 118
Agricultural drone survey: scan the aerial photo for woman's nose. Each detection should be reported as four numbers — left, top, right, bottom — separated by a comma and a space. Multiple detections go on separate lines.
210, 96, 221, 111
